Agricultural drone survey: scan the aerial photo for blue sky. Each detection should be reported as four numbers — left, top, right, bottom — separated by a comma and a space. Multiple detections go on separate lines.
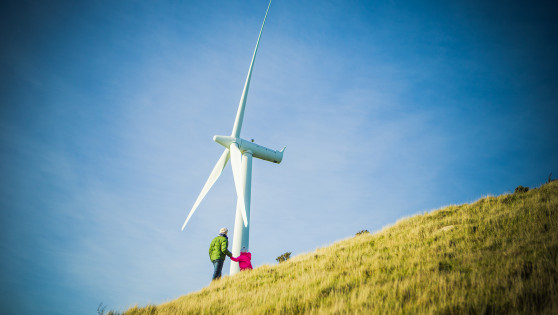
1, 0, 557, 313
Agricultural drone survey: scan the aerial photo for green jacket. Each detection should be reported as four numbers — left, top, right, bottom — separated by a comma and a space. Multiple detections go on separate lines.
209, 234, 232, 261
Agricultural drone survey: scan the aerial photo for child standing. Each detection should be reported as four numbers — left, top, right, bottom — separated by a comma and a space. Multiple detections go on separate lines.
231, 247, 253, 271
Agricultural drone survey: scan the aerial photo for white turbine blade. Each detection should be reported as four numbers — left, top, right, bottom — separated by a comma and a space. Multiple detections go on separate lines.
181, 149, 230, 231
230, 0, 272, 138
230, 143, 248, 227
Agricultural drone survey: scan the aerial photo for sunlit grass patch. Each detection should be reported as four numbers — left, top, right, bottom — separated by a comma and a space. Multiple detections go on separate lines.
121, 181, 558, 314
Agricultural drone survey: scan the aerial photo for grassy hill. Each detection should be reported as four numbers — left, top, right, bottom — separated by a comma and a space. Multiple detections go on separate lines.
122, 181, 558, 314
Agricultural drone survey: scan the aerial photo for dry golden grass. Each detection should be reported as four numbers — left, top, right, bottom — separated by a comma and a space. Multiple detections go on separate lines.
121, 181, 558, 314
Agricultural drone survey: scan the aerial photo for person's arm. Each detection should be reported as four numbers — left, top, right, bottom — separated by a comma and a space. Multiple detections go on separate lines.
221, 239, 232, 257
209, 239, 214, 259
230, 256, 240, 262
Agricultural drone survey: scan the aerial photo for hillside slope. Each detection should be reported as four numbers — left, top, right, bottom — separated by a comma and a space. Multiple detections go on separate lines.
123, 181, 558, 314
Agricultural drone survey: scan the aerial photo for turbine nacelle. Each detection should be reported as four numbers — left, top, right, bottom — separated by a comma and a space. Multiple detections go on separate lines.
213, 135, 285, 164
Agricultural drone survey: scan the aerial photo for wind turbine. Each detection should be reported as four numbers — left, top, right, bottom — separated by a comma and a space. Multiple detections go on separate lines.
181, 0, 284, 276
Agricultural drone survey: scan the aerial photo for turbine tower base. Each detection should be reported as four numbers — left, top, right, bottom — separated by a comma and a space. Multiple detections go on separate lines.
230, 151, 252, 275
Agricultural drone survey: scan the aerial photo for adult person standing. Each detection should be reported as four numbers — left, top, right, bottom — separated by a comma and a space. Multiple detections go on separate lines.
209, 227, 232, 280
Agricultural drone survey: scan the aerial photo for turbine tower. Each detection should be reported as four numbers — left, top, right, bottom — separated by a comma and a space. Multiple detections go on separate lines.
181, 0, 284, 276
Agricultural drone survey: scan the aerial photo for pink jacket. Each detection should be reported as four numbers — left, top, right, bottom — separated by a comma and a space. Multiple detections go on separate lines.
231, 252, 253, 270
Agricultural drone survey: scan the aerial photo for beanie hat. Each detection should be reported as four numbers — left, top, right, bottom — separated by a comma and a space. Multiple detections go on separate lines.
219, 227, 228, 235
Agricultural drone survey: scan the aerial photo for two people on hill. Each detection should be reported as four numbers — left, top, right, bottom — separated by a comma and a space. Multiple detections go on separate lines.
209, 227, 253, 281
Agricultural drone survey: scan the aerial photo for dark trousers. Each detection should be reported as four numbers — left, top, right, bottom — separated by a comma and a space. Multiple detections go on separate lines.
212, 259, 225, 280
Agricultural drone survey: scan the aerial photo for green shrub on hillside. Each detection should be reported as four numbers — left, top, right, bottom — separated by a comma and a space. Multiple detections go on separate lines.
514, 185, 529, 193
356, 229, 370, 236
549, 172, 556, 183
276, 252, 292, 263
